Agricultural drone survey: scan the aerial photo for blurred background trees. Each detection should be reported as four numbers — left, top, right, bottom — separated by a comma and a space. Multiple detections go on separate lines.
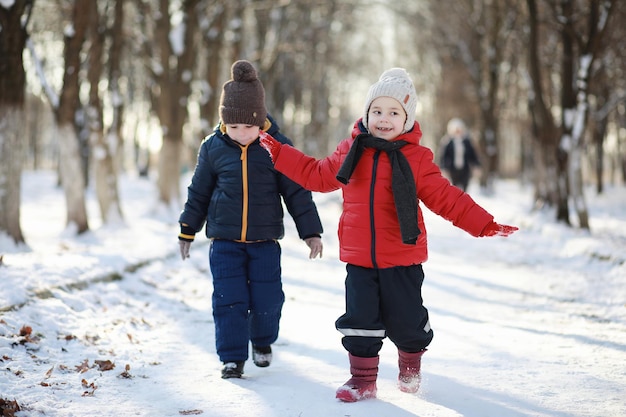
1, 0, 625, 245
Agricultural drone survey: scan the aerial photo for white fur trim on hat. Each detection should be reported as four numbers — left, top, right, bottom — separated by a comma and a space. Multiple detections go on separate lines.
363, 68, 417, 133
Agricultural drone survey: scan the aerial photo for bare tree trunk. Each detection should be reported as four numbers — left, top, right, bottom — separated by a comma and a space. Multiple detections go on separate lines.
0, 109, 26, 245
559, 0, 614, 229
589, 62, 611, 193
569, 145, 589, 229
526, 0, 561, 212
306, 2, 335, 158
56, 125, 89, 232
55, 0, 94, 234
158, 138, 183, 203
555, 0, 576, 225
480, 103, 499, 193
255, 2, 294, 131
592, 117, 607, 194
0, 0, 32, 245
198, 0, 227, 138
227, 2, 246, 62
89, 0, 123, 224
152, 0, 175, 205
108, 0, 126, 174
477, 0, 515, 193
619, 114, 626, 184
149, 0, 200, 206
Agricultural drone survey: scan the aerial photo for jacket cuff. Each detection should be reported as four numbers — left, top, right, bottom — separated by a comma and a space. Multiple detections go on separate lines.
179, 224, 196, 242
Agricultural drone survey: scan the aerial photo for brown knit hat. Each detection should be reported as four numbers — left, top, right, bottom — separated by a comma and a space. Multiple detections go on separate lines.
219, 60, 267, 127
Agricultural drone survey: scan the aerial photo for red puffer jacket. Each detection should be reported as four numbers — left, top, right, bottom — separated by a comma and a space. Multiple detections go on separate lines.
273, 119, 494, 269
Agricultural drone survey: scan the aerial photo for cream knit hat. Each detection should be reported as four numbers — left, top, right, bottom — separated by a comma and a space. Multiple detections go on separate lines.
363, 68, 417, 133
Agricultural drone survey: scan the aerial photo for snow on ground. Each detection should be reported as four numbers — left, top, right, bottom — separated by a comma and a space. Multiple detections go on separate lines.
0, 170, 625, 417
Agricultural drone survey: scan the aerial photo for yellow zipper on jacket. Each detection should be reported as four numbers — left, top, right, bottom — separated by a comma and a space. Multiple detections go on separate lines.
239, 143, 250, 241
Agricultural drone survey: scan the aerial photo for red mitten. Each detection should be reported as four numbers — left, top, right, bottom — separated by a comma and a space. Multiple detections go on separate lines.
259, 131, 282, 163
480, 221, 518, 237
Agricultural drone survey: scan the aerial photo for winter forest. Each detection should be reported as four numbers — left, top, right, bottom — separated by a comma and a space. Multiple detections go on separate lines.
0, 0, 625, 243
1, 1, 626, 416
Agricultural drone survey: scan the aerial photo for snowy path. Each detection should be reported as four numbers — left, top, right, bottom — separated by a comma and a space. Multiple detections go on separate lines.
2, 231, 624, 417
1, 175, 625, 416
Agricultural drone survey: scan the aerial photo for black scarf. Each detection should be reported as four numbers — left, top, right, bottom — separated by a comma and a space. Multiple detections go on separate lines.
336, 133, 420, 245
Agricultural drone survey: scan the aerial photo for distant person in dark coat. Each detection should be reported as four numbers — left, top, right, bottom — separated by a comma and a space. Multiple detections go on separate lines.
440, 118, 481, 192
178, 60, 324, 379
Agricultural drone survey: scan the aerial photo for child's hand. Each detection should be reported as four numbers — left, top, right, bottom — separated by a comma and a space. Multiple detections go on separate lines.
179, 241, 191, 260
480, 221, 518, 237
259, 131, 282, 163
304, 236, 323, 259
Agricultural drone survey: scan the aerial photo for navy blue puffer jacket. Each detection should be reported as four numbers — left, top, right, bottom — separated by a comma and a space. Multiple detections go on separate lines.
179, 116, 323, 242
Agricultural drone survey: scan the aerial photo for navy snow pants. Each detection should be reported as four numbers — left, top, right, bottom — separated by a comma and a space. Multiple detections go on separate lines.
335, 263, 434, 358
209, 239, 284, 363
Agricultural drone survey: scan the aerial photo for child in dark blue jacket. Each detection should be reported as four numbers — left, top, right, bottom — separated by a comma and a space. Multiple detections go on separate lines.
178, 60, 323, 378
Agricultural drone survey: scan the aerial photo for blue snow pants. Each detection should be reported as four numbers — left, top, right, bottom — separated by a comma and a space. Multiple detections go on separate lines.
335, 263, 434, 358
209, 239, 284, 363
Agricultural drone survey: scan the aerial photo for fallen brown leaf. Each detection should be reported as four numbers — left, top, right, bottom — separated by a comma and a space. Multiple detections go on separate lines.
81, 379, 97, 396
75, 359, 90, 373
118, 363, 133, 379
95, 359, 115, 371
19, 325, 32, 337
0, 397, 21, 416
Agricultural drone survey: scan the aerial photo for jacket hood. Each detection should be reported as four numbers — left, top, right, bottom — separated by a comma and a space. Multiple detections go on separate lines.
352, 118, 422, 145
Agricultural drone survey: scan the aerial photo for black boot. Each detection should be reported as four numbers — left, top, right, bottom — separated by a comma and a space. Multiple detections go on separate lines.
221, 361, 245, 379
252, 345, 272, 367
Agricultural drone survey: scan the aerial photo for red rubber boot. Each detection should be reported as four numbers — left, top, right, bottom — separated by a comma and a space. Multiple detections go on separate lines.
398, 349, 426, 393
335, 354, 379, 402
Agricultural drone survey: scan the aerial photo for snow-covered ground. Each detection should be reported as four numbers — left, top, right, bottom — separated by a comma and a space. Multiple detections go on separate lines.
1, 170, 625, 417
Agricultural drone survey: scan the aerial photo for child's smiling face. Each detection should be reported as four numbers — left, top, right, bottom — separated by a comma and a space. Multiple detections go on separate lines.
366, 96, 407, 140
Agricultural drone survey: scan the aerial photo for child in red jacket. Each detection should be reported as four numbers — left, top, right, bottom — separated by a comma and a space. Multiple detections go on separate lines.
260, 68, 517, 402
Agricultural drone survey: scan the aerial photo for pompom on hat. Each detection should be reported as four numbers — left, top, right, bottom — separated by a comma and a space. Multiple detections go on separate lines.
219, 60, 267, 127
363, 68, 417, 133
